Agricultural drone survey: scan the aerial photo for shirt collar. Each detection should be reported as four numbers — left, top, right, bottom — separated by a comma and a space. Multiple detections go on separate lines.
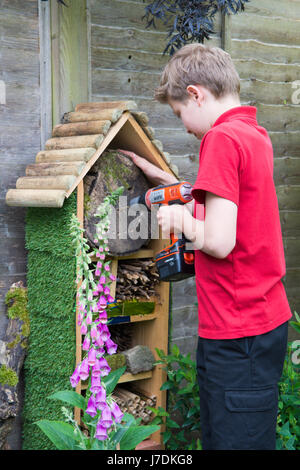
212, 106, 257, 128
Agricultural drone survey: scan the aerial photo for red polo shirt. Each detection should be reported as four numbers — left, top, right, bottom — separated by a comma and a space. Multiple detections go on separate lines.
191, 106, 292, 339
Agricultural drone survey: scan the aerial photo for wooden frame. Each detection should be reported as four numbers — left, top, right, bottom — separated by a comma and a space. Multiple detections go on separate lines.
73, 112, 175, 446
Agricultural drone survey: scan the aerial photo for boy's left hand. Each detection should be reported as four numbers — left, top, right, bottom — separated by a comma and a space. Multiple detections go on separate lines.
157, 204, 191, 239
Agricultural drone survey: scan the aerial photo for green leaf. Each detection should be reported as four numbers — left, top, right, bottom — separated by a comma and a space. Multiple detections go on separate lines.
119, 425, 160, 450
102, 366, 126, 394
35, 420, 81, 450
166, 418, 180, 429
48, 390, 86, 410
163, 430, 172, 444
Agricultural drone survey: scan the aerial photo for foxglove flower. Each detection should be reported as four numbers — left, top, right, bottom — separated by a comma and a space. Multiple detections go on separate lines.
82, 334, 90, 351
105, 338, 118, 355
98, 356, 111, 376
70, 365, 80, 388
88, 347, 97, 366
79, 358, 89, 381
109, 273, 116, 282
80, 321, 87, 335
99, 405, 113, 429
99, 295, 107, 309
103, 286, 110, 296
91, 324, 98, 339
86, 395, 97, 418
90, 374, 102, 394
98, 323, 110, 342
86, 311, 93, 325
95, 386, 107, 410
94, 422, 108, 441
110, 401, 123, 424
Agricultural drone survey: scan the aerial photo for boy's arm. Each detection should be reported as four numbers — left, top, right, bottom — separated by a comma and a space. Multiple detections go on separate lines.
183, 192, 237, 259
158, 192, 237, 259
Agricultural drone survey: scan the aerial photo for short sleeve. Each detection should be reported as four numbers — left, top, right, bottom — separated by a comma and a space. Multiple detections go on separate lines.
191, 130, 242, 206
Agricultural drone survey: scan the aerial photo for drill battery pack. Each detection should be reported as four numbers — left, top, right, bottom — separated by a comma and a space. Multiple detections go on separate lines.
154, 238, 195, 282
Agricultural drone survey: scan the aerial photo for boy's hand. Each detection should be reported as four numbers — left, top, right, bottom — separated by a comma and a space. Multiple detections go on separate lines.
118, 149, 178, 186
157, 204, 192, 239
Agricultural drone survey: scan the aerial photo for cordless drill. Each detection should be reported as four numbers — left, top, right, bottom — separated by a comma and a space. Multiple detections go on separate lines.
130, 181, 195, 282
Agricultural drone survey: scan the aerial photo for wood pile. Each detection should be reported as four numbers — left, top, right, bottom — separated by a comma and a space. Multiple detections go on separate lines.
112, 386, 157, 424
116, 259, 160, 301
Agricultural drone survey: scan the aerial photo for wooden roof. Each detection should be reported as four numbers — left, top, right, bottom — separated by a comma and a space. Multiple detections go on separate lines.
5, 101, 178, 208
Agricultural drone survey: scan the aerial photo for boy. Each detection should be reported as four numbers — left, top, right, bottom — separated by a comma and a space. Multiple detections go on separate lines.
121, 44, 292, 450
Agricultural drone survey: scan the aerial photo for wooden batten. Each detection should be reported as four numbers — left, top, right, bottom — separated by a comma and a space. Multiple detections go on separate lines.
75, 100, 137, 112
16, 175, 76, 191
6, 189, 66, 208
26, 161, 85, 176
45, 134, 104, 150
52, 120, 111, 137
36, 148, 95, 163
63, 109, 123, 124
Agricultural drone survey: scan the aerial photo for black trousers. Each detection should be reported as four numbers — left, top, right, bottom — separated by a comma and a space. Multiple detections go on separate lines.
196, 321, 288, 450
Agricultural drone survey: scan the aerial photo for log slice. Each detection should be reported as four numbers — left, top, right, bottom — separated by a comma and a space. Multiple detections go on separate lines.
84, 150, 153, 256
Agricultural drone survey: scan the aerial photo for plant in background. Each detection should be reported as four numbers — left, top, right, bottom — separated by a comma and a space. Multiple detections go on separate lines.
36, 187, 159, 449
142, 0, 250, 55
276, 312, 300, 450
149, 344, 202, 450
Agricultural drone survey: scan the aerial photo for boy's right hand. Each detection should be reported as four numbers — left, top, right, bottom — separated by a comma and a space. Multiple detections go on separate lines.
118, 149, 178, 186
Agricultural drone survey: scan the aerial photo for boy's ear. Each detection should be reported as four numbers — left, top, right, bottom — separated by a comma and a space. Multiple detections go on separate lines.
186, 85, 205, 106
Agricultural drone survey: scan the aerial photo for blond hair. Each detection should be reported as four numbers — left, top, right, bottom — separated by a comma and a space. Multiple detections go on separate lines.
155, 44, 240, 103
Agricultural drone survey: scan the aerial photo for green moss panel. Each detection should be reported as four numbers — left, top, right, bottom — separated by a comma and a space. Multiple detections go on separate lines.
23, 194, 77, 450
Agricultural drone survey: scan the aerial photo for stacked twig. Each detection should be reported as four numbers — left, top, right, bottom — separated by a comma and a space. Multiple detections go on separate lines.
116, 259, 160, 301
112, 386, 157, 424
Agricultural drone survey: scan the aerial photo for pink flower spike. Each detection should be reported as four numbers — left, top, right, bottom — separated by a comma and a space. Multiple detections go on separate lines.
86, 395, 97, 418
110, 401, 124, 424
88, 347, 97, 366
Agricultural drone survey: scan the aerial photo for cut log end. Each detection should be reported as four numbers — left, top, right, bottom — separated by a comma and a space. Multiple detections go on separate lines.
6, 189, 66, 208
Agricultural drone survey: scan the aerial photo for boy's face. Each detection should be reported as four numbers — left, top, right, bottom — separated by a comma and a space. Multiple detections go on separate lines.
168, 96, 208, 140
168, 85, 214, 139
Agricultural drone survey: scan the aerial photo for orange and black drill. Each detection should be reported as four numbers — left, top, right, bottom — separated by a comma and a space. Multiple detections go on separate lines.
130, 181, 195, 281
